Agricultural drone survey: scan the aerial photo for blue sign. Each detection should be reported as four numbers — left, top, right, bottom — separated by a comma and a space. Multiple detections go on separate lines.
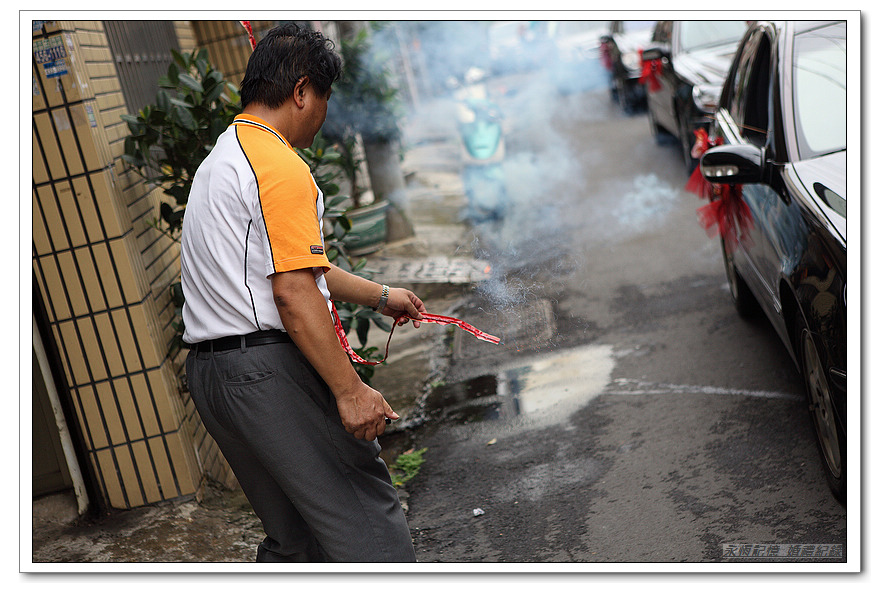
33, 37, 68, 79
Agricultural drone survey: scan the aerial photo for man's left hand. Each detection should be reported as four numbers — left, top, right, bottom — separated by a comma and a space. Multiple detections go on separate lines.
381, 288, 427, 328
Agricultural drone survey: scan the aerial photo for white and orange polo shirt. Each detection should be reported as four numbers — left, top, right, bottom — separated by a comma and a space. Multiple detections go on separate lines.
180, 114, 331, 343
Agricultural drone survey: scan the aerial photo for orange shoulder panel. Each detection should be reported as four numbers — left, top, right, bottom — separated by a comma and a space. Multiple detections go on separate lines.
235, 122, 330, 274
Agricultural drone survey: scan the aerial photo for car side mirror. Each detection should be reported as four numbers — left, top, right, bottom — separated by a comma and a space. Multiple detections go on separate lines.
700, 144, 766, 185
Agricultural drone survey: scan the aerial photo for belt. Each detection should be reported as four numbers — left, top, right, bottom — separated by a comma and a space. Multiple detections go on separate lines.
190, 329, 292, 353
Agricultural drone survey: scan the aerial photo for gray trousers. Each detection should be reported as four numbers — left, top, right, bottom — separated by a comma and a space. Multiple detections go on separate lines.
186, 339, 416, 562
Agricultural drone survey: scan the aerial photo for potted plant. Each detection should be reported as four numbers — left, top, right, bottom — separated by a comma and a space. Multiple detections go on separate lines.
322, 25, 413, 252
298, 130, 394, 382
121, 48, 240, 355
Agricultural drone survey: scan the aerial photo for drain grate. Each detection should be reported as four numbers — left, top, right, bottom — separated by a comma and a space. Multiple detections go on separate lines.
453, 298, 556, 360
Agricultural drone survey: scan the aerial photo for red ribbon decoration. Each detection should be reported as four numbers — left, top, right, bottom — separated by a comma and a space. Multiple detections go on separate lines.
599, 40, 612, 71
639, 50, 663, 93
332, 302, 500, 366
240, 21, 257, 50
685, 128, 723, 198
686, 129, 754, 252
696, 185, 754, 254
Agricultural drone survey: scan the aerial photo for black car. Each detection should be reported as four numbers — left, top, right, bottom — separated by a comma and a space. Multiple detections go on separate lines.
642, 20, 748, 170
699, 21, 847, 502
600, 20, 657, 113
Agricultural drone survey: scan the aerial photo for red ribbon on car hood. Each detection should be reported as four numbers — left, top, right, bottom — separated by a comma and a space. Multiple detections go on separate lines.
332, 302, 500, 366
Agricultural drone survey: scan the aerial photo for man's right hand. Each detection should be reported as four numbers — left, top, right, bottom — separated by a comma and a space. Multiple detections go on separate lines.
335, 383, 399, 441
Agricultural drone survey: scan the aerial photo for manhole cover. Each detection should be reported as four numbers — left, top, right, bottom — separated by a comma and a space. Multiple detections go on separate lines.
453, 298, 556, 360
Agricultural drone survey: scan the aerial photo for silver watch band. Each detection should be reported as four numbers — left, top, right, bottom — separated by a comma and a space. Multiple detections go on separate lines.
373, 284, 389, 312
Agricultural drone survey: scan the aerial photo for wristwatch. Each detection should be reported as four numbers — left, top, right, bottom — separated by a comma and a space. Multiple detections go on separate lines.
373, 284, 389, 312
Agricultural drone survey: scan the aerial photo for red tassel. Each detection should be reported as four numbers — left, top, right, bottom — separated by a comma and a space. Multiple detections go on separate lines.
686, 130, 754, 252
696, 184, 753, 252
639, 51, 663, 92
685, 129, 724, 199
685, 165, 710, 196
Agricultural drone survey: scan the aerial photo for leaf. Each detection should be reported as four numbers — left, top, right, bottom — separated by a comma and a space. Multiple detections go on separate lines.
204, 81, 225, 104
165, 184, 190, 205
159, 201, 174, 221
171, 48, 187, 70
372, 317, 392, 332
356, 317, 370, 347
321, 182, 341, 198
178, 72, 204, 93
170, 281, 185, 307
156, 89, 170, 112
172, 104, 197, 131
120, 115, 143, 136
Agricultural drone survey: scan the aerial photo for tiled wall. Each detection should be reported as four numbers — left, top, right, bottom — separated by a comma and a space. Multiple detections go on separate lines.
31, 20, 236, 510
190, 20, 278, 88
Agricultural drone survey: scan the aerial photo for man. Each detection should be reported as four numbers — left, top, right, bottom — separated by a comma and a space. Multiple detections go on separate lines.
180, 23, 425, 562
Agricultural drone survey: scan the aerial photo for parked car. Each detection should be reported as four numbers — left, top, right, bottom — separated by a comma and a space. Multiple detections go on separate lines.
600, 20, 657, 112
642, 20, 748, 170
546, 20, 610, 93
488, 20, 555, 75
699, 21, 847, 502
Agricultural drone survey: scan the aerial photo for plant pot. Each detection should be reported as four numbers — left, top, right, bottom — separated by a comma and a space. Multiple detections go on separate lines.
342, 200, 389, 256
364, 138, 414, 242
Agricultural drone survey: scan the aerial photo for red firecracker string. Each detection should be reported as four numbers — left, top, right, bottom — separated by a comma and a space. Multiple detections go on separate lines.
332, 302, 500, 366
240, 21, 257, 50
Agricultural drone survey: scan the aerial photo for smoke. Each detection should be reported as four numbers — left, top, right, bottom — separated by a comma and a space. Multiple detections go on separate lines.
343, 21, 633, 320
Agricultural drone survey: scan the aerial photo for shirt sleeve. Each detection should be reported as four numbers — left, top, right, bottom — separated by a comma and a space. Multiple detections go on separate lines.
241, 129, 331, 276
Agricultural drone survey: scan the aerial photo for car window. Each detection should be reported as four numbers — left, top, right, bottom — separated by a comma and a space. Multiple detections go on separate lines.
620, 21, 656, 34
727, 31, 760, 126
652, 21, 671, 44
793, 22, 846, 158
679, 21, 748, 52
741, 35, 772, 144
555, 21, 606, 36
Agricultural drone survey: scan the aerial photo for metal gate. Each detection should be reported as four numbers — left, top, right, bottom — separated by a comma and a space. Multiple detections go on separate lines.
103, 20, 180, 115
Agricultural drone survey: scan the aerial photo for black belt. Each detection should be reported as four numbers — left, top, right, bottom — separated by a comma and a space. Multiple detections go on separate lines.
190, 329, 292, 353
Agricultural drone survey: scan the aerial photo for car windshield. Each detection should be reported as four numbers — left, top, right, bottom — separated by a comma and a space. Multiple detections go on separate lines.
621, 21, 656, 34
553, 21, 607, 37
679, 21, 747, 52
793, 22, 847, 158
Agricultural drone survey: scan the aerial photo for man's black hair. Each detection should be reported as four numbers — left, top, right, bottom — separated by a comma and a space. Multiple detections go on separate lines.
240, 23, 342, 109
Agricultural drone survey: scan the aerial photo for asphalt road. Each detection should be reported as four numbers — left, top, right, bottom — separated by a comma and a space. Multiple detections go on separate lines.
402, 70, 847, 564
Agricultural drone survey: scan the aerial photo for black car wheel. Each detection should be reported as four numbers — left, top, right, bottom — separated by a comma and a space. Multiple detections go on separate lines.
647, 106, 671, 143
721, 237, 759, 318
615, 78, 633, 114
797, 315, 846, 503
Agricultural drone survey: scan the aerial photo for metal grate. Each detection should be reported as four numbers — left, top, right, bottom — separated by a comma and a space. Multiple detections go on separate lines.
104, 20, 180, 116
453, 298, 556, 360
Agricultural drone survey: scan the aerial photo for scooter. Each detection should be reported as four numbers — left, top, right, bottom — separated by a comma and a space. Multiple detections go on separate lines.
448, 68, 508, 222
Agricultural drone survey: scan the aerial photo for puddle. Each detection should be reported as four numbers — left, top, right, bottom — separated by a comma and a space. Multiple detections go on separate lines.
427, 344, 615, 426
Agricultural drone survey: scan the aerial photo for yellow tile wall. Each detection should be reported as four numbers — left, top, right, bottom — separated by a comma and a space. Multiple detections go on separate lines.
31, 20, 234, 510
